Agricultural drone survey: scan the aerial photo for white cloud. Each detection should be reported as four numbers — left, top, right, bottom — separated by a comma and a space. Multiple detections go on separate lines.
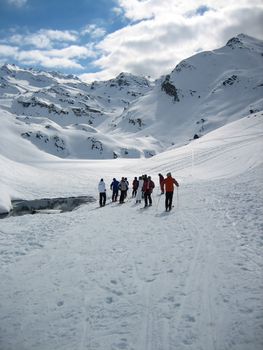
80, 0, 263, 82
0, 44, 18, 57
17, 50, 84, 69
0, 43, 94, 70
81, 25, 106, 39
47, 45, 95, 59
112, 6, 124, 17
9, 33, 51, 49
7, 0, 27, 8
42, 29, 78, 42
9, 29, 78, 49
115, 0, 262, 21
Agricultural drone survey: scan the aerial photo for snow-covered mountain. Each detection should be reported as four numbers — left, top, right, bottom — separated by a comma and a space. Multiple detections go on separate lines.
0, 33, 262, 160
0, 64, 154, 159
114, 33, 263, 147
0, 34, 263, 350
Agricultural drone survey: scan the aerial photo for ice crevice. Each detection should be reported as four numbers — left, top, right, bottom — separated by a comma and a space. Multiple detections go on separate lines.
0, 196, 96, 219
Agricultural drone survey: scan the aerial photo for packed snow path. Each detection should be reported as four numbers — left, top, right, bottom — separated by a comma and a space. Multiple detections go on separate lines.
0, 167, 262, 350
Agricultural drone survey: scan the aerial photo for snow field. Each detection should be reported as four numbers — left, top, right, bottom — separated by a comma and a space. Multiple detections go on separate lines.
0, 113, 262, 350
0, 168, 262, 350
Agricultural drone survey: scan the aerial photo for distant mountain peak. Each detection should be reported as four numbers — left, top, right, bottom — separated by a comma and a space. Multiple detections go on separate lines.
0, 63, 19, 76
172, 60, 196, 74
226, 36, 246, 49
226, 33, 263, 51
110, 72, 151, 87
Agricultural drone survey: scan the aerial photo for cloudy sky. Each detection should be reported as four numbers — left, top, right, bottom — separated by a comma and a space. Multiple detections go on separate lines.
0, 0, 262, 82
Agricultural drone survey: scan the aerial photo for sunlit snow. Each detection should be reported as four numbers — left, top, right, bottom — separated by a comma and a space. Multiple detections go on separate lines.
0, 34, 262, 350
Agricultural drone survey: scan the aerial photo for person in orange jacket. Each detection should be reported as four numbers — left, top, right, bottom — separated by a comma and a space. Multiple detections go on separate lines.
163, 172, 179, 211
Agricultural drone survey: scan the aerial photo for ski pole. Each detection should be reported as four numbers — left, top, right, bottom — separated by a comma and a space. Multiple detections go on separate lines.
152, 193, 156, 206
156, 196, 161, 211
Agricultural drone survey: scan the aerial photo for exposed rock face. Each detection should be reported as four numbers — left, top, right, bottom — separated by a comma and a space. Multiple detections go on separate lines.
226, 37, 245, 49
222, 75, 239, 86
128, 118, 144, 128
161, 75, 180, 102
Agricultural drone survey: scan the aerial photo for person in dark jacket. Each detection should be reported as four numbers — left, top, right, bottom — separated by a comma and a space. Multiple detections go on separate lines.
142, 176, 155, 207
141, 174, 147, 199
110, 178, 119, 202
163, 172, 179, 211
118, 177, 128, 204
158, 173, 165, 194
132, 177, 139, 197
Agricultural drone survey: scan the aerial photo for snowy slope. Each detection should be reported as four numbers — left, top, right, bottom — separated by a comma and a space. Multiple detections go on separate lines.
0, 34, 262, 160
0, 111, 262, 350
114, 34, 263, 147
0, 65, 154, 159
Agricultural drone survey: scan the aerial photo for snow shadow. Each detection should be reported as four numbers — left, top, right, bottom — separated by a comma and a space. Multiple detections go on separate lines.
0, 196, 96, 219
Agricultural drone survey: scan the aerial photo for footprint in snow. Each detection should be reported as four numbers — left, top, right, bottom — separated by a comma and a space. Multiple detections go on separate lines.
106, 296, 113, 304
184, 314, 196, 322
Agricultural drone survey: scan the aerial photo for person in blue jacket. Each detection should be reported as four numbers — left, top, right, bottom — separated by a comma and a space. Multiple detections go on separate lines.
110, 178, 119, 202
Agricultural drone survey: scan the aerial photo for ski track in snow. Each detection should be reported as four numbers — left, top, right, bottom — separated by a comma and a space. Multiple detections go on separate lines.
0, 166, 262, 350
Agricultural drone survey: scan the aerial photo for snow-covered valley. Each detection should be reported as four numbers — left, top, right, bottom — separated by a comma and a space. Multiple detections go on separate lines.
0, 34, 263, 350
0, 112, 263, 350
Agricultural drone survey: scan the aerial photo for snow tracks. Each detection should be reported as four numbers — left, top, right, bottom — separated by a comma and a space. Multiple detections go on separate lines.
0, 167, 262, 350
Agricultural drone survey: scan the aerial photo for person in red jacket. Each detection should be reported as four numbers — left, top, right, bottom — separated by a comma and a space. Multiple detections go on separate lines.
163, 172, 179, 211
142, 176, 155, 207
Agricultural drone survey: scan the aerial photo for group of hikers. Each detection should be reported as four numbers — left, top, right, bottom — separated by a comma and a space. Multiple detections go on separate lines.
98, 172, 179, 212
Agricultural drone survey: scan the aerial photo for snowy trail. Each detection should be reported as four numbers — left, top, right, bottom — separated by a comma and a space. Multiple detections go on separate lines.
1, 165, 262, 350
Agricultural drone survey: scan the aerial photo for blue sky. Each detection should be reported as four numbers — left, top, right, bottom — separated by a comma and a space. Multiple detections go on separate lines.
0, 0, 124, 34
0, 0, 263, 82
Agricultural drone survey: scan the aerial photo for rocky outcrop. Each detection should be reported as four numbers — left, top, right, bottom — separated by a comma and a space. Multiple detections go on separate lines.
161, 75, 180, 102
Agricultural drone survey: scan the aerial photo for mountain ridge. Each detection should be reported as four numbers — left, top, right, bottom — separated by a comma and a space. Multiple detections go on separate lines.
0, 33, 262, 159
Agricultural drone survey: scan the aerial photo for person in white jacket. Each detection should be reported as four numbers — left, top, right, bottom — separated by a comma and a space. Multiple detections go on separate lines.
135, 176, 144, 204
98, 178, 106, 207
